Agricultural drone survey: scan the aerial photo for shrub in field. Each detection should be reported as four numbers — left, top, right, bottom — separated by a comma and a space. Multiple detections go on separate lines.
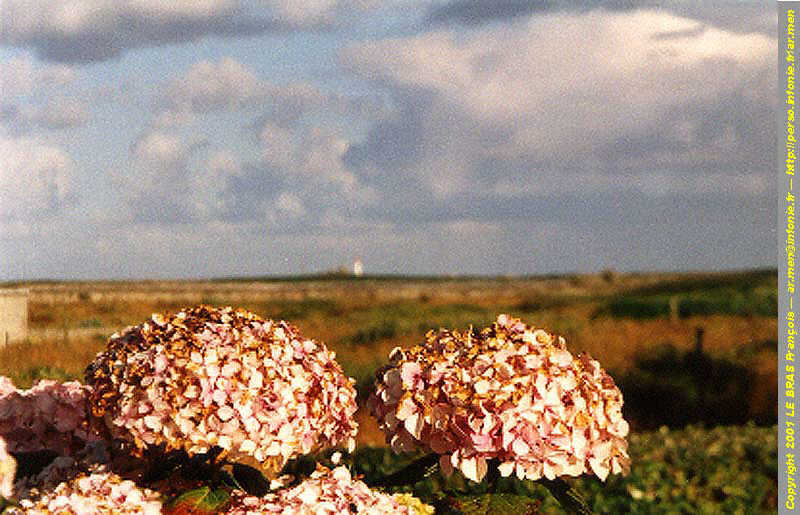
369, 315, 630, 485
84, 306, 358, 478
598, 283, 777, 320
616, 343, 764, 429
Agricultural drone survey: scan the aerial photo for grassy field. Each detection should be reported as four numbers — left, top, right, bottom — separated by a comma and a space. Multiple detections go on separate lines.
1, 269, 777, 443
0, 269, 779, 512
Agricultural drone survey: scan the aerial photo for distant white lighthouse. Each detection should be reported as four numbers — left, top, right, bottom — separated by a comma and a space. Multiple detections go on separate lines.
353, 259, 363, 277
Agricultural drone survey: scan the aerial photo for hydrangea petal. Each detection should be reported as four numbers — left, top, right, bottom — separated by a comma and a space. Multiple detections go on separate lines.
368, 315, 630, 483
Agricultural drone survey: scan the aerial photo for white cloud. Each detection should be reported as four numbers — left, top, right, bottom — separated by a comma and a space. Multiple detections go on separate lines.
154, 58, 326, 127
131, 130, 185, 167
1, 1, 233, 43
152, 108, 195, 128
124, 132, 251, 224
635, 171, 769, 198
348, 11, 771, 149
162, 57, 264, 113
123, 130, 191, 222
0, 135, 75, 219
34, 98, 89, 128
4, 98, 89, 130
425, 0, 775, 36
262, 81, 326, 124
258, 123, 376, 203
0, 56, 75, 96
344, 9, 775, 197
0, 0, 379, 62
127, 0, 238, 19
298, 126, 355, 187
275, 192, 306, 217
259, 122, 295, 167
188, 149, 242, 219
271, 0, 338, 25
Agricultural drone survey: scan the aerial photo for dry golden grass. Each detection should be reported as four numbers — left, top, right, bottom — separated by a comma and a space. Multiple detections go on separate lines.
0, 334, 106, 386
2, 272, 778, 446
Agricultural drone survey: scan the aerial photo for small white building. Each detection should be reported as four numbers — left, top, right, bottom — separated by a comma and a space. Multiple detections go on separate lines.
353, 259, 364, 277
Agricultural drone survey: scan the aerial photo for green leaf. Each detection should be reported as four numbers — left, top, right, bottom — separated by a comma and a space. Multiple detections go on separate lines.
164, 486, 231, 514
232, 463, 270, 496
447, 493, 541, 515
11, 449, 59, 478
375, 453, 440, 487
539, 478, 592, 514
0, 495, 21, 514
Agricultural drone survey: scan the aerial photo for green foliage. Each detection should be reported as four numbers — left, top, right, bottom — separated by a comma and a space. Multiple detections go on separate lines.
588, 270, 777, 320
342, 320, 398, 346
564, 423, 778, 514
411, 305, 498, 335
164, 486, 231, 514
0, 496, 21, 514
598, 286, 777, 319
9, 422, 775, 514
603, 297, 670, 318
351, 448, 427, 484
615, 343, 771, 428
15, 366, 75, 388
11, 450, 60, 478
342, 301, 494, 340
231, 463, 270, 496
537, 478, 592, 515
442, 493, 541, 515
352, 424, 777, 514
271, 298, 341, 320
622, 270, 776, 297
514, 294, 597, 313
341, 359, 384, 402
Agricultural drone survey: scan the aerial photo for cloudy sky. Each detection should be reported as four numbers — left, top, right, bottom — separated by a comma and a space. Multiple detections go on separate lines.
0, 1, 777, 280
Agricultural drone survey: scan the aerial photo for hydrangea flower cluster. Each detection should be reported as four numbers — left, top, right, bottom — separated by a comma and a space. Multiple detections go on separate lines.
0, 377, 99, 456
226, 465, 433, 514
13, 454, 84, 503
0, 436, 15, 498
368, 314, 631, 482
10, 470, 163, 514
85, 305, 359, 477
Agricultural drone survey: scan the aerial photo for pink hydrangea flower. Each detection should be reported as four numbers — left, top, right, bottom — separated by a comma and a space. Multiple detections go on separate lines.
85, 306, 358, 478
0, 377, 99, 456
369, 315, 630, 482
225, 465, 432, 514
0, 436, 15, 499
9, 469, 162, 514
